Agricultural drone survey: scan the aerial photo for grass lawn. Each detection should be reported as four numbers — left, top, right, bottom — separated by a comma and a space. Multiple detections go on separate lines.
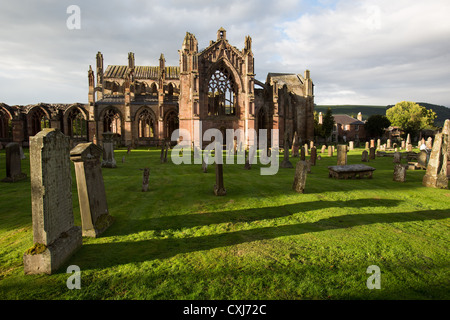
0, 145, 449, 300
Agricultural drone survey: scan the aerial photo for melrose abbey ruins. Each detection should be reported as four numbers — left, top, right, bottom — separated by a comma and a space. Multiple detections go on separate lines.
0, 28, 315, 149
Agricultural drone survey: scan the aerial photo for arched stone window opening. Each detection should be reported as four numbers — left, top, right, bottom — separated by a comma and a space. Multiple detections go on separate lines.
138, 109, 155, 138
31, 108, 50, 136
67, 108, 87, 139
0, 108, 11, 138
166, 111, 179, 139
103, 109, 121, 135
208, 68, 236, 116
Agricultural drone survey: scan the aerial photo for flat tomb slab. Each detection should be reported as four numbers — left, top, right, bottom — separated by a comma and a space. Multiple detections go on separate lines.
328, 164, 376, 179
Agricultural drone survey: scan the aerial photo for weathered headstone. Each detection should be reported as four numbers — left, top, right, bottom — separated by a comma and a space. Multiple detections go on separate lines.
361, 150, 369, 162
370, 139, 375, 148
369, 147, 376, 160
164, 141, 169, 163
328, 145, 333, 157
292, 161, 307, 193
70, 142, 113, 237
365, 142, 369, 149
292, 132, 299, 157
349, 141, 354, 151
393, 152, 401, 164
426, 137, 433, 150
422, 123, 448, 188
310, 141, 314, 150
101, 132, 117, 168
393, 164, 406, 182
23, 129, 82, 274
214, 163, 226, 196
127, 145, 131, 154
202, 152, 209, 173
19, 146, 26, 159
417, 150, 428, 169
300, 146, 306, 161
304, 144, 309, 156
337, 145, 348, 166
387, 139, 391, 149
306, 159, 312, 173
401, 141, 406, 150
321, 145, 326, 154
310, 146, 317, 166
406, 144, 413, 152
2, 142, 27, 182
377, 139, 381, 150
142, 168, 150, 192
281, 139, 293, 168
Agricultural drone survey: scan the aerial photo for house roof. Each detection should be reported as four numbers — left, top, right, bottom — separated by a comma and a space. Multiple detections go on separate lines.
333, 114, 365, 125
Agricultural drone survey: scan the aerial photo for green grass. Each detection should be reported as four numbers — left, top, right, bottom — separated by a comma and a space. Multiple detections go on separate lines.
0, 146, 449, 300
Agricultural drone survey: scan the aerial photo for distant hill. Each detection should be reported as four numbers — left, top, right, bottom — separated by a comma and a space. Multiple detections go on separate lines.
315, 103, 449, 127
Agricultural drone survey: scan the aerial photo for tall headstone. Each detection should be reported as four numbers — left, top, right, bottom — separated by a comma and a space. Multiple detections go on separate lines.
369, 147, 376, 160
370, 139, 375, 148
401, 141, 406, 150
70, 142, 113, 237
19, 146, 26, 159
337, 145, 348, 166
310, 141, 314, 150
310, 146, 317, 166
142, 168, 150, 192
349, 141, 354, 151
365, 142, 369, 149
300, 146, 306, 161
387, 139, 391, 149
321, 145, 326, 154
328, 145, 333, 157
202, 152, 209, 173
23, 129, 82, 274
417, 150, 428, 169
214, 163, 226, 196
101, 132, 117, 168
406, 133, 411, 145
422, 121, 449, 188
281, 138, 293, 168
304, 144, 309, 156
2, 142, 27, 182
292, 161, 307, 193
426, 137, 433, 150
393, 152, 401, 164
393, 164, 406, 182
292, 132, 299, 157
377, 139, 381, 150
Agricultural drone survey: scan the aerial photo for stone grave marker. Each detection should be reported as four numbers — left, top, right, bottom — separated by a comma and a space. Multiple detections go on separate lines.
328, 145, 333, 157
300, 146, 306, 161
337, 145, 347, 166
70, 142, 114, 237
417, 150, 428, 169
310, 146, 317, 166
422, 121, 449, 188
2, 142, 27, 182
369, 147, 376, 160
321, 145, 326, 154
361, 150, 369, 162
393, 164, 406, 182
23, 128, 82, 275
349, 141, 354, 151
292, 161, 307, 193
214, 163, 226, 196
281, 138, 293, 168
393, 152, 401, 163
142, 168, 150, 192
101, 132, 117, 168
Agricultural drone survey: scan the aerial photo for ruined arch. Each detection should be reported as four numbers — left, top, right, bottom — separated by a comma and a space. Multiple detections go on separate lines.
64, 105, 88, 139
164, 109, 178, 139
101, 106, 123, 136
135, 106, 157, 138
28, 106, 51, 136
0, 106, 12, 139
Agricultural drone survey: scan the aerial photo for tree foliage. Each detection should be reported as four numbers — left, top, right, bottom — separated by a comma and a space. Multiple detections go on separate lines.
314, 108, 335, 139
386, 101, 436, 137
364, 114, 391, 138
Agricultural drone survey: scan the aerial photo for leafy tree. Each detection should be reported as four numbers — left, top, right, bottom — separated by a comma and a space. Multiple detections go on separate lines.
322, 107, 335, 139
386, 102, 436, 138
314, 111, 324, 137
364, 114, 391, 138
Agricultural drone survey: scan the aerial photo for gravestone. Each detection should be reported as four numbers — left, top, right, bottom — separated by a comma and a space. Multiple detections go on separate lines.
426, 137, 433, 150
406, 144, 413, 152
417, 150, 428, 169
281, 139, 293, 168
23, 128, 82, 275
292, 132, 299, 157
202, 152, 209, 173
304, 144, 309, 156
349, 141, 354, 151
101, 132, 117, 168
337, 145, 348, 166
377, 139, 381, 150
2, 142, 27, 182
127, 145, 131, 154
122, 156, 125, 163
310, 146, 317, 166
321, 145, 326, 154
370, 139, 375, 148
310, 141, 314, 150
292, 161, 307, 193
401, 141, 406, 150
300, 146, 305, 161
214, 163, 226, 196
142, 168, 150, 192
393, 152, 401, 164
306, 159, 312, 173
361, 150, 369, 162
164, 141, 169, 163
328, 145, 333, 157
160, 142, 165, 163
19, 146, 26, 159
70, 142, 114, 237
393, 164, 406, 182
406, 133, 411, 145
387, 139, 391, 149
422, 121, 449, 188
365, 142, 369, 149
369, 147, 376, 160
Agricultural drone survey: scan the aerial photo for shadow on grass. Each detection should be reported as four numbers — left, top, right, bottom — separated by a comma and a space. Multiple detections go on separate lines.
73, 208, 450, 271
109, 198, 403, 236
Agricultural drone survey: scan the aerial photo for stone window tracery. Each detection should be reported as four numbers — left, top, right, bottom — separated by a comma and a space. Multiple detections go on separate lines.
103, 109, 121, 134
138, 109, 155, 138
208, 68, 236, 116
67, 108, 86, 139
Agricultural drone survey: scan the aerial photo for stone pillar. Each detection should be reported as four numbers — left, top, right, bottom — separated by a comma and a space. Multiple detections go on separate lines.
292, 161, 307, 193
70, 142, 114, 237
214, 163, 226, 196
23, 129, 82, 275
393, 164, 406, 182
337, 145, 347, 166
101, 132, 117, 168
2, 142, 27, 182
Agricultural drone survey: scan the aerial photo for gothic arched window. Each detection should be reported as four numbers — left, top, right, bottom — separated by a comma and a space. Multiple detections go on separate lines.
103, 108, 121, 134
67, 108, 87, 138
138, 109, 155, 138
0, 108, 11, 138
31, 108, 50, 136
208, 68, 236, 116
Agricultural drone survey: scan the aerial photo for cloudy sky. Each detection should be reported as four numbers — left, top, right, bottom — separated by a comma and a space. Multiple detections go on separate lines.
0, 0, 449, 107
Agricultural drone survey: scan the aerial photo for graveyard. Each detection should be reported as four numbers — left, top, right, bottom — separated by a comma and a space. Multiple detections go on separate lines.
0, 141, 449, 300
